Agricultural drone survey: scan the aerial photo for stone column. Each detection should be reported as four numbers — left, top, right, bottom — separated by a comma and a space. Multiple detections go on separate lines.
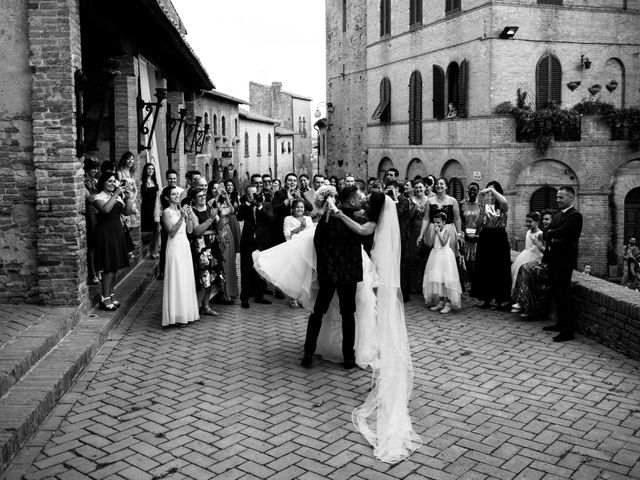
29, 0, 86, 306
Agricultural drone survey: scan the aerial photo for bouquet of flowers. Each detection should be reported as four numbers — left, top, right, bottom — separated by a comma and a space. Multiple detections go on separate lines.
313, 185, 338, 221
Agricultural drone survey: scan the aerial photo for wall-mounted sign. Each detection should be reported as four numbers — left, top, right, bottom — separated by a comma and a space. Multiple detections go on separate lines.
473, 171, 481, 181
221, 151, 232, 158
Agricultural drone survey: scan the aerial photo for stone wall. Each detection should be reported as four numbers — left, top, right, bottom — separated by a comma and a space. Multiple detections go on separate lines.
572, 272, 640, 360
0, 0, 38, 302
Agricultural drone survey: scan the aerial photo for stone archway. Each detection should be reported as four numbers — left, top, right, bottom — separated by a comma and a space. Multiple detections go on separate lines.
440, 159, 467, 199
624, 188, 640, 242
377, 157, 393, 180
406, 158, 427, 180
613, 159, 640, 268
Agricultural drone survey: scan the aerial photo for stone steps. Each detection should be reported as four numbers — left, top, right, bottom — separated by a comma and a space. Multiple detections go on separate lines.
0, 259, 157, 474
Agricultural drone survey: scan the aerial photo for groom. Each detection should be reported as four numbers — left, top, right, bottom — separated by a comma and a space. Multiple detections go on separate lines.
301, 186, 366, 370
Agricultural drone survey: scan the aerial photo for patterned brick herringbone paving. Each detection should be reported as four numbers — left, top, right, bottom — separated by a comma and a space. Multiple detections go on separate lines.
4, 281, 640, 480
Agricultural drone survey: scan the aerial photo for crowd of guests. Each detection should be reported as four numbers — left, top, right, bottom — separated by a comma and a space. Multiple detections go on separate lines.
84, 153, 585, 341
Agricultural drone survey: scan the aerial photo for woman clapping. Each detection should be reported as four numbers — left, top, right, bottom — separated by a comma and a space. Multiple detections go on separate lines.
162, 185, 199, 327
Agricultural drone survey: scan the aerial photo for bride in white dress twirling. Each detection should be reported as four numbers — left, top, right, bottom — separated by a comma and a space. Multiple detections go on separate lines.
253, 190, 422, 463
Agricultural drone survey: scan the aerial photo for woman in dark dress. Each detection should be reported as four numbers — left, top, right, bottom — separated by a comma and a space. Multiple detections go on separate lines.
470, 181, 512, 309
188, 188, 223, 316
418, 177, 462, 258
84, 157, 100, 284
93, 171, 134, 310
140, 162, 160, 258
407, 179, 430, 293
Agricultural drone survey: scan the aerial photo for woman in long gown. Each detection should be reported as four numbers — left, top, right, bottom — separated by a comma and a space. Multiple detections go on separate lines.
140, 162, 160, 258
406, 179, 430, 294
162, 185, 199, 327
253, 191, 422, 463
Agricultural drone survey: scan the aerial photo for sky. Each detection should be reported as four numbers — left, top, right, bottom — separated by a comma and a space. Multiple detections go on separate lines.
171, 0, 327, 116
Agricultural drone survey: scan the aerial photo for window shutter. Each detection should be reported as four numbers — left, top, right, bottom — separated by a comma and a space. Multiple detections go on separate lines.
530, 186, 559, 213
382, 78, 391, 122
409, 71, 422, 145
550, 55, 562, 106
433, 65, 445, 119
457, 59, 468, 118
380, 0, 390, 36
449, 178, 464, 202
536, 56, 550, 109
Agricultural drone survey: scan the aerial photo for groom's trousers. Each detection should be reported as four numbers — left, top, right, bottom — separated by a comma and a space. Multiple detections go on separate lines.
304, 280, 357, 362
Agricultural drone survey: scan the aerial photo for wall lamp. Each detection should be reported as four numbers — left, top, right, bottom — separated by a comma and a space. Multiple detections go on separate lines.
499, 26, 519, 39
314, 101, 334, 119
184, 116, 202, 154
167, 105, 187, 154
195, 115, 211, 155
138, 87, 167, 153
581, 55, 592, 69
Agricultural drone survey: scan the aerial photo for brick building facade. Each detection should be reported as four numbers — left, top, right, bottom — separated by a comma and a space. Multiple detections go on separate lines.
325, 0, 640, 277
0, 0, 214, 305
249, 81, 315, 178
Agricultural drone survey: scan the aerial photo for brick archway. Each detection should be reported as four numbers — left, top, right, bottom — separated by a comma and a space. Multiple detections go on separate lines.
613, 159, 640, 266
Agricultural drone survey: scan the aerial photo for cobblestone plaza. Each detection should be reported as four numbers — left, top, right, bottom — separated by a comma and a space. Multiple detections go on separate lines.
3, 281, 640, 480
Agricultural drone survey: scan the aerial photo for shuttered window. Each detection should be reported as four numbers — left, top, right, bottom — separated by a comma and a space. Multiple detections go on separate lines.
433, 65, 445, 119
410, 0, 422, 26
372, 78, 391, 122
213, 115, 218, 135
445, 0, 461, 13
244, 132, 249, 157
409, 71, 422, 145
457, 59, 468, 118
530, 186, 559, 213
536, 54, 562, 109
221, 116, 226, 136
268, 133, 272, 155
257, 133, 261, 156
380, 0, 391, 36
449, 178, 464, 202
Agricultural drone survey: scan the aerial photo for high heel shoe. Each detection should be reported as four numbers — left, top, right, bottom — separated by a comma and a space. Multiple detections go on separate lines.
109, 295, 121, 308
99, 296, 117, 311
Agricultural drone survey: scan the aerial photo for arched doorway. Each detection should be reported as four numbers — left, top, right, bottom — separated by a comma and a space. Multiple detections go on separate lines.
530, 186, 559, 213
440, 159, 467, 199
406, 158, 427, 180
212, 158, 220, 181
377, 157, 393, 180
624, 187, 640, 242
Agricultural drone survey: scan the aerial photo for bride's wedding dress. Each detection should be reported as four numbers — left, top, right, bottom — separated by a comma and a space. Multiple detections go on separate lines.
253, 196, 422, 463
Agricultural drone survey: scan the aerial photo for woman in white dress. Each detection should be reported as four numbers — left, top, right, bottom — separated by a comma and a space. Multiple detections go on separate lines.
254, 190, 422, 463
510, 211, 544, 312
162, 185, 200, 327
282, 199, 314, 308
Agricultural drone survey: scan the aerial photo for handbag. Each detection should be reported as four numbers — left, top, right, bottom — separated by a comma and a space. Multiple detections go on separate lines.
122, 222, 135, 253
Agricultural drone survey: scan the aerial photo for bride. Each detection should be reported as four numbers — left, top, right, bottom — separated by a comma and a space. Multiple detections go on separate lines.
253, 187, 422, 463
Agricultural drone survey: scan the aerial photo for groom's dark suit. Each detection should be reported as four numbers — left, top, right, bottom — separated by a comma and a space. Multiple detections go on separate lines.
542, 206, 583, 335
304, 209, 363, 364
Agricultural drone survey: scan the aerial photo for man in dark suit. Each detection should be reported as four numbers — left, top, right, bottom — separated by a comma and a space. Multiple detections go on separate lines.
541, 186, 583, 342
237, 180, 273, 309
301, 186, 367, 370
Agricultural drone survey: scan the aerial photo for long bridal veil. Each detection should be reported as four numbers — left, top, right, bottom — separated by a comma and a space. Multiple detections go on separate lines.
352, 196, 423, 463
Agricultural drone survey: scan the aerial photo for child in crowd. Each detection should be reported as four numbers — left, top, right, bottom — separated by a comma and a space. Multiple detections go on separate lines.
423, 212, 462, 313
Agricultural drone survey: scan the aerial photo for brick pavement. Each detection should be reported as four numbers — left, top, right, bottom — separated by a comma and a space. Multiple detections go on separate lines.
4, 282, 640, 480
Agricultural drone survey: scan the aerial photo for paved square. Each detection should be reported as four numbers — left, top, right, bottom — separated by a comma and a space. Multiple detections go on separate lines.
5, 281, 640, 480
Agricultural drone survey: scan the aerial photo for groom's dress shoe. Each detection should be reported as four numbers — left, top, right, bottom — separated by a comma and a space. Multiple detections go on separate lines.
542, 324, 562, 332
343, 359, 356, 370
241, 300, 250, 309
553, 332, 574, 342
301, 353, 313, 368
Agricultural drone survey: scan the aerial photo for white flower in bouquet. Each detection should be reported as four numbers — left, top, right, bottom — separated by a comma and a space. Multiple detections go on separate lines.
313, 185, 338, 210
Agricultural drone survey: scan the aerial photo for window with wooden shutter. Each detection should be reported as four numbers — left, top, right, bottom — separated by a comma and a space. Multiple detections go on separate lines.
433, 65, 445, 119
380, 0, 390, 36
372, 77, 391, 122
536, 54, 562, 109
268, 133, 272, 155
449, 177, 464, 202
244, 132, 249, 157
213, 115, 218, 135
530, 186, 559, 213
410, 0, 422, 26
409, 71, 422, 145
257, 133, 261, 156
457, 59, 468, 118
445, 0, 461, 13
446, 62, 459, 112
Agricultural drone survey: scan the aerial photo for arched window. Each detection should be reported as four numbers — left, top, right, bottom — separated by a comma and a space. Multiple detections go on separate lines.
212, 158, 220, 181
287, 142, 291, 153
536, 54, 562, 109
257, 133, 262, 156
409, 71, 422, 145
221, 116, 226, 136
377, 157, 393, 180
449, 177, 464, 202
380, 0, 391, 36
268, 133, 272, 155
406, 158, 426, 180
213, 114, 218, 135
234, 118, 238, 137
530, 186, 559, 213
281, 141, 285, 154
205, 164, 210, 180
372, 77, 391, 123
624, 187, 640, 242
410, 0, 422, 26
244, 131, 249, 157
